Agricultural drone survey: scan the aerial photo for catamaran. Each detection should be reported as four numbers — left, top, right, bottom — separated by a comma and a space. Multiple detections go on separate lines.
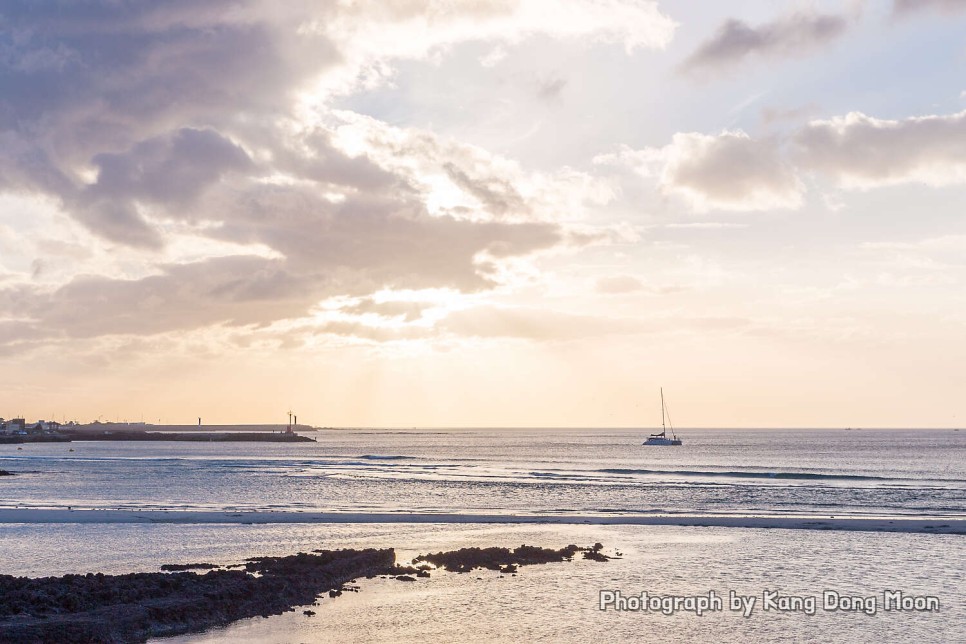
643, 388, 682, 446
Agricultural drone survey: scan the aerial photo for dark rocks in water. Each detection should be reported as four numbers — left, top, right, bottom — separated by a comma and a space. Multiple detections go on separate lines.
303, 610, 316, 616
0, 470, 13, 476
581, 543, 612, 562
413, 544, 610, 574
160, 563, 218, 571
0, 548, 394, 643
0, 542, 613, 642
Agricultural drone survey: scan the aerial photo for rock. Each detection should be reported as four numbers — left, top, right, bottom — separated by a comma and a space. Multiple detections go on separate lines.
0, 548, 395, 643
160, 563, 218, 571
303, 610, 315, 616
394, 576, 416, 582
412, 544, 608, 573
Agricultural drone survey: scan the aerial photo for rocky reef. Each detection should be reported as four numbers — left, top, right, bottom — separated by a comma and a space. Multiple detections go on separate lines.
414, 542, 612, 573
0, 543, 611, 643
0, 548, 393, 643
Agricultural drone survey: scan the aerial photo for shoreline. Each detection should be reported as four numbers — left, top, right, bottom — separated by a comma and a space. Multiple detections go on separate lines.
0, 509, 963, 534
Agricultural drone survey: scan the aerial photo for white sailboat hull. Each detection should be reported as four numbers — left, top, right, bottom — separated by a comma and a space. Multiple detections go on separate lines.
642, 436, 682, 446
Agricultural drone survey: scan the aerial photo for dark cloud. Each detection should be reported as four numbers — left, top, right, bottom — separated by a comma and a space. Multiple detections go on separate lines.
682, 11, 849, 72
0, 1, 338, 243
69, 128, 253, 247
86, 128, 251, 206
0, 1, 595, 353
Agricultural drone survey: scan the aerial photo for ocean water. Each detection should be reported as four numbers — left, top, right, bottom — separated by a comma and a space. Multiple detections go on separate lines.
1, 428, 964, 642
1, 428, 964, 517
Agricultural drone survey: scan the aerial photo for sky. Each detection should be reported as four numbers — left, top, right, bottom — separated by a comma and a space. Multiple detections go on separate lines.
1, 0, 965, 428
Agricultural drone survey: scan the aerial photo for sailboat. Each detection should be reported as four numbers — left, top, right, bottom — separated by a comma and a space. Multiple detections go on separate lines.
643, 388, 682, 446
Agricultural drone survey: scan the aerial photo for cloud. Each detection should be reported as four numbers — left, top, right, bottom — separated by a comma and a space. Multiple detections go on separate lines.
314, 0, 676, 92
660, 132, 804, 211
599, 132, 804, 212
600, 106, 966, 213
71, 128, 253, 248
893, 0, 966, 15
0, 0, 648, 247
1, 1, 656, 353
331, 111, 616, 224
0, 178, 564, 349
596, 275, 645, 294
682, 11, 850, 72
536, 77, 568, 102
341, 299, 432, 322
796, 110, 966, 188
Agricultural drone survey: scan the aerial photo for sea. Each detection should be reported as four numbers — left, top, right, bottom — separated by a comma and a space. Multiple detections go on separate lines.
1, 428, 963, 642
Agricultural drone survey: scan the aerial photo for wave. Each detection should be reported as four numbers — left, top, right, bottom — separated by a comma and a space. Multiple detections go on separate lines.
1, 508, 963, 534
597, 468, 895, 481
357, 455, 417, 461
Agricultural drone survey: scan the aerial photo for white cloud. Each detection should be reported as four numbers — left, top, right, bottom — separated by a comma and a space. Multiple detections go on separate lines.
307, 0, 676, 94
330, 111, 616, 224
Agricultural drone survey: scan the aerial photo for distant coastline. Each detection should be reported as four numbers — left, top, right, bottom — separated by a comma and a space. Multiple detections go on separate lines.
1, 424, 317, 443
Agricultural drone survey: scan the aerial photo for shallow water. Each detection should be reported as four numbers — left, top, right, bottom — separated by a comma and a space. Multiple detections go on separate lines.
3, 522, 960, 643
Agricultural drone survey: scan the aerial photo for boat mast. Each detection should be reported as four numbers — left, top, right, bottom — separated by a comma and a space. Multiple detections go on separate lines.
661, 387, 666, 436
